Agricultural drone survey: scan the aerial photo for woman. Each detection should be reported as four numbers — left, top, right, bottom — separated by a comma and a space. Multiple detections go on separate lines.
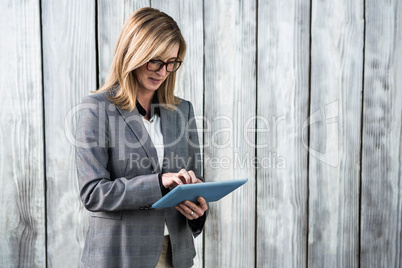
75, 7, 207, 268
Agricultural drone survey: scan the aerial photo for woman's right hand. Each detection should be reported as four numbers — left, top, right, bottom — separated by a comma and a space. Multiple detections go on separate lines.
161, 169, 202, 188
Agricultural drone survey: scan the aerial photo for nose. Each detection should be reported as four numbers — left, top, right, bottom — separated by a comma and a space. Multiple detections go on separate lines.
155, 65, 168, 76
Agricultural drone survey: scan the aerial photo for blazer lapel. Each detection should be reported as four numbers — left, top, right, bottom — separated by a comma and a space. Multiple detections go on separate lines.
116, 106, 160, 173
160, 106, 177, 171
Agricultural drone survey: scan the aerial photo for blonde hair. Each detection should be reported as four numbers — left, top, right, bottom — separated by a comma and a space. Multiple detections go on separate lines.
97, 7, 186, 111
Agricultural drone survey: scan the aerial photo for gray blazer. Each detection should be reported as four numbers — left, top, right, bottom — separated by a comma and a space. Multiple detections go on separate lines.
75, 90, 205, 268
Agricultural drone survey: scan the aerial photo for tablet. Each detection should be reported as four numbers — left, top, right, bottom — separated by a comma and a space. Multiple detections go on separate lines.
152, 178, 248, 209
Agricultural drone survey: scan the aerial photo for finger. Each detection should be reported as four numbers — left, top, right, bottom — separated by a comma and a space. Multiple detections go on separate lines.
162, 173, 180, 188
192, 198, 207, 216
182, 201, 204, 217
197, 197, 208, 211
161, 173, 171, 188
179, 203, 194, 214
183, 205, 199, 219
187, 170, 197, 184
175, 206, 191, 219
172, 175, 184, 186
176, 205, 197, 220
178, 169, 191, 184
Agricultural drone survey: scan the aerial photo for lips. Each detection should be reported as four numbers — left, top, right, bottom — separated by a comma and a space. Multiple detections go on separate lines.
149, 77, 162, 84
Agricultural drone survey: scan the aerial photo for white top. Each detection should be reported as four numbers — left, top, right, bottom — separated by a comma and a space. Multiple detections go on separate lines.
142, 114, 164, 169
141, 114, 169, 236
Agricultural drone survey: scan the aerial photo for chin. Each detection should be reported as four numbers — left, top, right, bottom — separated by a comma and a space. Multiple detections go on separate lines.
145, 86, 159, 92
147, 83, 162, 91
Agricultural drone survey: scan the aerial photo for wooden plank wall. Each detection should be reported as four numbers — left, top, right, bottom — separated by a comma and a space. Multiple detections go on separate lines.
360, 0, 402, 267
203, 0, 257, 267
41, 1, 96, 267
0, 0, 46, 267
257, 0, 310, 267
308, 0, 364, 267
0, 0, 401, 267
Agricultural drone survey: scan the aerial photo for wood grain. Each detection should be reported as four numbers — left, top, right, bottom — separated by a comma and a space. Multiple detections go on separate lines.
41, 0, 96, 267
98, 0, 125, 86
256, 0, 310, 267
2, 1, 402, 267
360, 0, 402, 267
98, 0, 150, 86
0, 0, 45, 267
151, 1, 205, 267
308, 0, 364, 267
124, 0, 150, 21
203, 0, 257, 267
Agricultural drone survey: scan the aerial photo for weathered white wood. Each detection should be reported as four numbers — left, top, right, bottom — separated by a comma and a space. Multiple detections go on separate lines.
3, 1, 402, 267
151, 1, 205, 266
98, 0, 125, 86
124, 0, 150, 21
308, 0, 364, 267
256, 0, 310, 267
0, 0, 45, 267
41, 0, 96, 267
360, 0, 402, 267
98, 0, 150, 86
203, 0, 256, 267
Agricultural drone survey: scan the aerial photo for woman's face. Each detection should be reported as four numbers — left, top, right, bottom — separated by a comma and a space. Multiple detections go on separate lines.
135, 46, 180, 95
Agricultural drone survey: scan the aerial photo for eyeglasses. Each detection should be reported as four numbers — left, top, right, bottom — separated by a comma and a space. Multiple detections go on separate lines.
146, 59, 182, 73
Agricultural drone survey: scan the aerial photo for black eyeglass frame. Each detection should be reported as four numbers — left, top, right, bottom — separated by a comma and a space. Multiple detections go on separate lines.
146, 59, 183, 73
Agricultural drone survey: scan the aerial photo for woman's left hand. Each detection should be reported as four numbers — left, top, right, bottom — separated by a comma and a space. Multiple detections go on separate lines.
176, 197, 208, 220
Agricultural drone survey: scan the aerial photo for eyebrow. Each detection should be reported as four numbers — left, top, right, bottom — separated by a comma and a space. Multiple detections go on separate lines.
153, 56, 179, 62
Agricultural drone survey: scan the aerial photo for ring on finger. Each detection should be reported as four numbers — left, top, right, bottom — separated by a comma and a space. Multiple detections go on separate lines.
190, 210, 194, 216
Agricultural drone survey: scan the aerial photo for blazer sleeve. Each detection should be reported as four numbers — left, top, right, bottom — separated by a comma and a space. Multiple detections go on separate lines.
186, 101, 208, 237
75, 95, 162, 212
